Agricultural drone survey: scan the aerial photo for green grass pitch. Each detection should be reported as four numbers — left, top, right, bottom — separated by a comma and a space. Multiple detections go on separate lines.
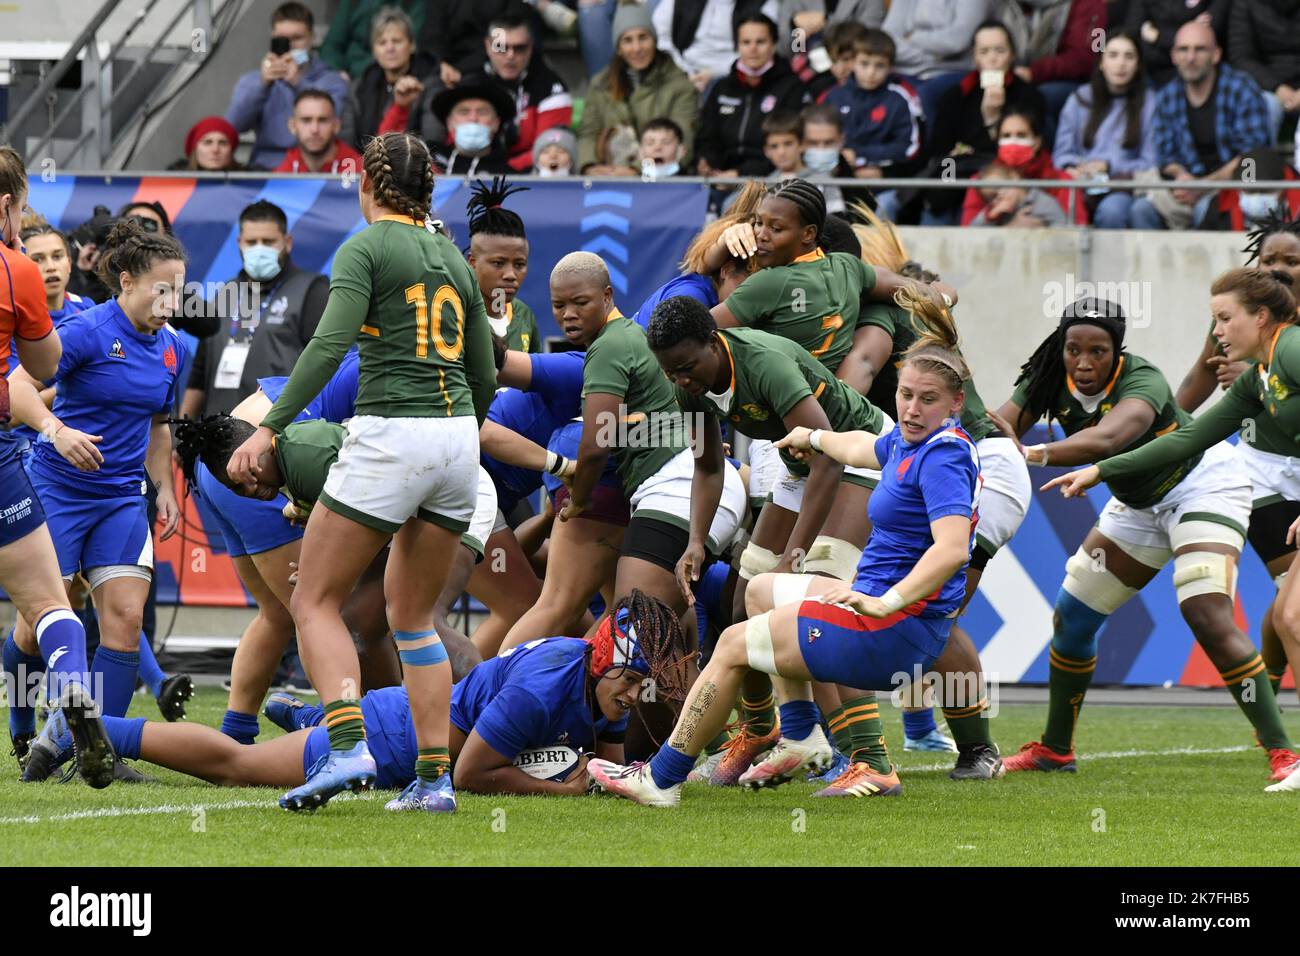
3, 688, 1299, 866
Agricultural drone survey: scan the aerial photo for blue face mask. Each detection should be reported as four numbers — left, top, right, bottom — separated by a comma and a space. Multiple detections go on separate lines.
291, 47, 310, 67
242, 244, 283, 281
803, 147, 839, 174
454, 122, 492, 153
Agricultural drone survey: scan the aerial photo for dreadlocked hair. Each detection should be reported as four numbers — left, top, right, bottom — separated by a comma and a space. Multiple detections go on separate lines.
172, 414, 257, 489
467, 175, 529, 240
1014, 328, 1070, 425
96, 219, 187, 295
679, 180, 767, 275
769, 178, 827, 245
363, 132, 434, 222
894, 283, 969, 395
1242, 199, 1300, 264
618, 589, 694, 703
645, 294, 716, 352
849, 199, 909, 272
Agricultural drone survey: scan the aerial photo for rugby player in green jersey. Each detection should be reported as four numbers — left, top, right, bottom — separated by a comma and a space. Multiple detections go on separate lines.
996, 295, 1298, 780
465, 177, 541, 353
1175, 207, 1300, 705
227, 132, 496, 815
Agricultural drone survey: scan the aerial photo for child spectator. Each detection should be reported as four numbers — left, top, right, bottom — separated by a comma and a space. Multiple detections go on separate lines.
274, 90, 365, 174
962, 106, 1088, 225
533, 126, 577, 176
762, 110, 804, 177
826, 28, 913, 177
639, 118, 689, 179
798, 102, 877, 214
809, 20, 871, 102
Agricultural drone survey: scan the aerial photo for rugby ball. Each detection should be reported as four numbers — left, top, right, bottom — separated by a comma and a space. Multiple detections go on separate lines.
514, 744, 581, 781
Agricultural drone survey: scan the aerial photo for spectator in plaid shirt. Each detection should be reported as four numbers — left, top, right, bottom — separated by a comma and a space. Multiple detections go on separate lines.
1131, 20, 1271, 230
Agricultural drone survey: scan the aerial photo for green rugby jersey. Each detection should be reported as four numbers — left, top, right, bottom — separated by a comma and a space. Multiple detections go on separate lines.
1101, 324, 1300, 484
672, 328, 885, 476
721, 249, 873, 373
489, 297, 541, 353
1012, 352, 1199, 508
262, 216, 495, 434
273, 418, 347, 512
582, 311, 686, 494
856, 302, 998, 441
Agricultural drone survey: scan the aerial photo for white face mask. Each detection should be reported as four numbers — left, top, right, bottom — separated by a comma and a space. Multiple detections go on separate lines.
1240, 193, 1282, 221
537, 164, 570, 177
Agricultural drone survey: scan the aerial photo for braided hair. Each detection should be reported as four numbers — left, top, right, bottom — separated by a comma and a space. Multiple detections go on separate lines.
645, 294, 716, 352
1242, 199, 1300, 265
172, 414, 257, 489
1014, 297, 1127, 426
96, 219, 187, 295
613, 589, 694, 703
363, 132, 434, 222
769, 178, 827, 245
467, 176, 528, 241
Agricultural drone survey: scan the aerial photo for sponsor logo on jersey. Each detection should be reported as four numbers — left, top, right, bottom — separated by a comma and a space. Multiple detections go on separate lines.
740, 403, 769, 421
109, 339, 126, 359
807, 626, 821, 643
1270, 373, 1289, 401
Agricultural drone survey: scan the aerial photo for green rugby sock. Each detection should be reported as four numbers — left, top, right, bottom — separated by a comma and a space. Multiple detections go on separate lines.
837, 693, 891, 773
740, 691, 776, 737
943, 697, 993, 748
1220, 653, 1291, 751
1042, 649, 1095, 755
323, 699, 366, 751
415, 747, 451, 783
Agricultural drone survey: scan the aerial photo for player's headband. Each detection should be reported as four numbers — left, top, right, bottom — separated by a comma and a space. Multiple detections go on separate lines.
589, 608, 650, 678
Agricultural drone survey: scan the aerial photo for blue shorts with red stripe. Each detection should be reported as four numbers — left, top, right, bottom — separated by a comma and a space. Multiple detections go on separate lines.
796, 599, 952, 691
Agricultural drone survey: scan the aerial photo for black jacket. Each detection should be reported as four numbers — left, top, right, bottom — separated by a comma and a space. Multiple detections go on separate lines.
696, 57, 808, 176
432, 142, 513, 176
417, 0, 543, 77
1228, 0, 1300, 93
341, 52, 439, 149
1124, 0, 1231, 86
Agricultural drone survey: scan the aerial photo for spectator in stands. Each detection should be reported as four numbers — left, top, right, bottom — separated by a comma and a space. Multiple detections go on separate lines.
480, 10, 574, 172
339, 7, 438, 148
320, 0, 428, 79
775, 0, 884, 65
964, 161, 1070, 225
1124, 0, 1228, 89
807, 19, 871, 101
533, 126, 578, 175
1130, 20, 1271, 230
881, 0, 992, 123
917, 19, 1045, 224
274, 90, 365, 174
226, 2, 349, 170
68, 202, 176, 304
797, 102, 877, 214
653, 0, 781, 94
639, 117, 690, 178
827, 28, 913, 177
170, 116, 244, 171
430, 81, 517, 175
696, 13, 808, 177
418, 0, 543, 90
579, 1, 699, 176
1200, 146, 1300, 232
993, 0, 1106, 140
762, 110, 805, 176
182, 200, 328, 420
961, 106, 1088, 224
1054, 30, 1157, 228
1228, 0, 1300, 141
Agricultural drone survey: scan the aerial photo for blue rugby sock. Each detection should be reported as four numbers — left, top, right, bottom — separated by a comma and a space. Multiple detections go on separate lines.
3, 630, 44, 737
220, 710, 260, 745
35, 609, 90, 702
902, 707, 938, 739
101, 715, 146, 760
296, 703, 326, 729
648, 745, 696, 789
778, 700, 818, 741
136, 633, 165, 698
91, 646, 139, 718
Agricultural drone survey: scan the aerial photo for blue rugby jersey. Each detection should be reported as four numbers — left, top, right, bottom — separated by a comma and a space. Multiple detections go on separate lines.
857, 422, 981, 617
29, 300, 186, 496
482, 350, 585, 499
6, 293, 97, 449
450, 637, 627, 760
630, 272, 718, 330
258, 348, 359, 424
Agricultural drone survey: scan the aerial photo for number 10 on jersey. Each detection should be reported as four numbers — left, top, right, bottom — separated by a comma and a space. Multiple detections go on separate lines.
405, 282, 465, 361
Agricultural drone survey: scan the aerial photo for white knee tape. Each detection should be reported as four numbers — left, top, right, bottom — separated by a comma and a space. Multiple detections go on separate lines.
85, 565, 153, 591
1173, 551, 1236, 602
771, 572, 816, 608
739, 542, 781, 581
1061, 548, 1139, 615
801, 536, 862, 581
1171, 519, 1245, 552
745, 611, 778, 675
1274, 571, 1289, 589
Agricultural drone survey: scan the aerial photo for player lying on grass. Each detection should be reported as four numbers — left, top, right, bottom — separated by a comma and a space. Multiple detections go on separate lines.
587, 322, 982, 805
45, 592, 691, 799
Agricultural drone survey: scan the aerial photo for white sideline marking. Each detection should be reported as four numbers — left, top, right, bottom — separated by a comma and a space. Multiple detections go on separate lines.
0, 791, 374, 826
903, 743, 1253, 774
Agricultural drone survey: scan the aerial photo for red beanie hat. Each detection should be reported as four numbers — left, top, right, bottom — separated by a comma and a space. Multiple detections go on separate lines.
185, 116, 238, 157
